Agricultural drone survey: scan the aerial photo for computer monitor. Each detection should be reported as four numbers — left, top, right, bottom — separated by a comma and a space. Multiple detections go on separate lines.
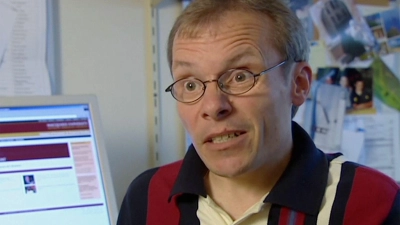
0, 95, 118, 225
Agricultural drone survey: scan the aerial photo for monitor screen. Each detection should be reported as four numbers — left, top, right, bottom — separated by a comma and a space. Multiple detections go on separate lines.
0, 95, 118, 225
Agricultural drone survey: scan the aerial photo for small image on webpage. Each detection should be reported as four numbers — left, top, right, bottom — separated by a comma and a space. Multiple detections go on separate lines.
23, 175, 37, 194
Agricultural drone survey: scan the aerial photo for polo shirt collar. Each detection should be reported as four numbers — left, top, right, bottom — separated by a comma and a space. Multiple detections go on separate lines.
170, 122, 328, 215
169, 144, 208, 198
264, 122, 329, 215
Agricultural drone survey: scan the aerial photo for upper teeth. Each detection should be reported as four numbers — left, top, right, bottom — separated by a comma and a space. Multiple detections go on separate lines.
211, 132, 240, 143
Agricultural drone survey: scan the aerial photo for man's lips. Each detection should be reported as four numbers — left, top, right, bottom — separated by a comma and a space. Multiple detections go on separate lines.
204, 131, 246, 143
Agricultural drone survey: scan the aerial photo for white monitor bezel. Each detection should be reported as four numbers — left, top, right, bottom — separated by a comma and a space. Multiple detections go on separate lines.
0, 94, 118, 224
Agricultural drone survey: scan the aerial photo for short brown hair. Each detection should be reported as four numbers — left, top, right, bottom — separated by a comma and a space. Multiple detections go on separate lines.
167, 0, 310, 68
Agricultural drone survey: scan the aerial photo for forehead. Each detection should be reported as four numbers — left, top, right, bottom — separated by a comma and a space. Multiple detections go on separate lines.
171, 11, 277, 69
177, 9, 273, 39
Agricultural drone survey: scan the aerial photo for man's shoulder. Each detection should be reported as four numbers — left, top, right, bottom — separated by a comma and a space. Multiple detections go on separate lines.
120, 160, 184, 210
325, 156, 400, 223
117, 161, 185, 224
327, 155, 400, 209
349, 162, 400, 192
129, 160, 184, 190
330, 155, 399, 189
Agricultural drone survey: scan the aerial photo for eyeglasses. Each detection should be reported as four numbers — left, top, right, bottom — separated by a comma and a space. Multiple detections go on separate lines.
165, 59, 287, 103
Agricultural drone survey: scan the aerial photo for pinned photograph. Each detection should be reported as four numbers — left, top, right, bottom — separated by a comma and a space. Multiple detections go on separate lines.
310, 0, 377, 65
316, 67, 352, 111
316, 66, 375, 113
342, 68, 374, 112
289, 0, 315, 41
316, 67, 340, 84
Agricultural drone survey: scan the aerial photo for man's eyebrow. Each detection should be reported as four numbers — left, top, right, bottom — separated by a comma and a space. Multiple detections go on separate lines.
172, 60, 192, 69
172, 49, 259, 69
226, 50, 259, 66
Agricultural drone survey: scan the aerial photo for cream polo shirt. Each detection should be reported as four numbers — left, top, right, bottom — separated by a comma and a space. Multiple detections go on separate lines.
197, 193, 270, 225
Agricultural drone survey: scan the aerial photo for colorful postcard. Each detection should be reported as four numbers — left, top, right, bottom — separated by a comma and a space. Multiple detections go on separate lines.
370, 56, 400, 112
365, 8, 400, 56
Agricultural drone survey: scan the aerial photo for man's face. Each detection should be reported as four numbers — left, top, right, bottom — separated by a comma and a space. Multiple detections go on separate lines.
339, 76, 348, 87
171, 11, 306, 178
355, 80, 364, 91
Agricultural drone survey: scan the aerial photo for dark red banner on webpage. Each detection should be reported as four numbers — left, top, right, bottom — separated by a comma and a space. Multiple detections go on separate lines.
0, 143, 70, 162
0, 119, 89, 134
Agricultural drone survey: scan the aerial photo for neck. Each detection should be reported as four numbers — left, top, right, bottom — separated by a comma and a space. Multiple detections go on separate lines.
205, 152, 291, 196
204, 145, 292, 220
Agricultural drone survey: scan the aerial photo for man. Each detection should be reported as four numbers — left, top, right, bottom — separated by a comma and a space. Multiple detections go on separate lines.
350, 79, 373, 110
117, 0, 400, 224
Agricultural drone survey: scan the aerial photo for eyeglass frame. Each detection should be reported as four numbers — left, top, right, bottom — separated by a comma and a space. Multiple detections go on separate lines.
165, 59, 288, 103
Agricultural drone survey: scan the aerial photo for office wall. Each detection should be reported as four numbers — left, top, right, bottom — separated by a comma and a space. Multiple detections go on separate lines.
155, 0, 186, 166
58, 0, 150, 207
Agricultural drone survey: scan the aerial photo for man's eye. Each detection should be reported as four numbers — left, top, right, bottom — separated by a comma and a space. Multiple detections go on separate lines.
235, 73, 247, 82
184, 81, 197, 91
232, 70, 251, 83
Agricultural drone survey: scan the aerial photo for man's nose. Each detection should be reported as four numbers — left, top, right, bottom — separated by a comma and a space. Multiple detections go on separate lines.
200, 81, 232, 121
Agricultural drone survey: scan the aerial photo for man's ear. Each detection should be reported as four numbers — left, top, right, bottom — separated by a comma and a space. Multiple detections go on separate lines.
291, 62, 312, 106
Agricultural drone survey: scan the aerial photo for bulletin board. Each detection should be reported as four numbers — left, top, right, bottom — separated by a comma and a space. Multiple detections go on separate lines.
291, 0, 400, 182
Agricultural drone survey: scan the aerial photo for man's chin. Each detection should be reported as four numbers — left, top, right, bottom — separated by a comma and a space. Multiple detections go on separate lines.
208, 163, 248, 178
